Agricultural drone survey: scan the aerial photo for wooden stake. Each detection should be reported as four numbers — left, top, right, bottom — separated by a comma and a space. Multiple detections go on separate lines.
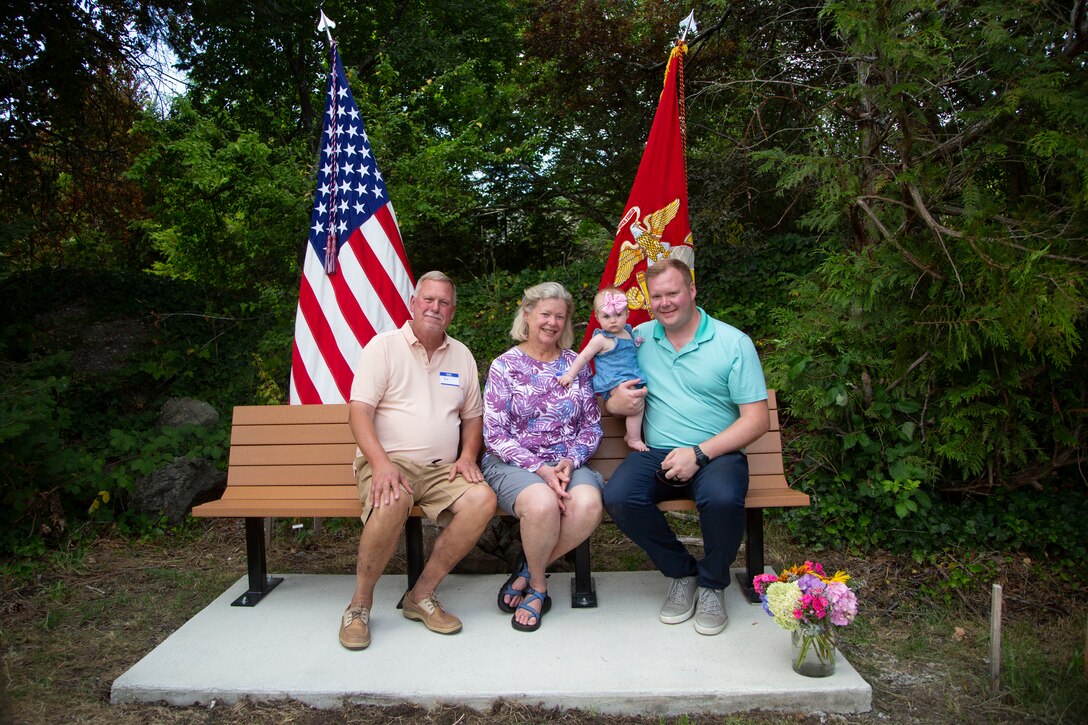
990, 583, 1003, 696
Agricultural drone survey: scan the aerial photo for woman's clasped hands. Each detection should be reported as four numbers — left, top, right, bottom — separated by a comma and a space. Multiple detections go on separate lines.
534, 458, 574, 512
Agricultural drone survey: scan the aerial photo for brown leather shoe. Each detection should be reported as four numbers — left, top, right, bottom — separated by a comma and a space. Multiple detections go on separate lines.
401, 591, 462, 634
339, 605, 371, 649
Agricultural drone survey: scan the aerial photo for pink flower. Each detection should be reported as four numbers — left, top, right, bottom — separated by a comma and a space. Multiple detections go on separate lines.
825, 582, 858, 626
752, 573, 780, 595
634, 335, 645, 347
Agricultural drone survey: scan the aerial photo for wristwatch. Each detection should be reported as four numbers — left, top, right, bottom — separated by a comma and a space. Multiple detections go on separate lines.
692, 445, 710, 467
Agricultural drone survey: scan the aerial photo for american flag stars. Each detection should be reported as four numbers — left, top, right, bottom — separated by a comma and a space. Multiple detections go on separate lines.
308, 63, 389, 265
290, 44, 414, 404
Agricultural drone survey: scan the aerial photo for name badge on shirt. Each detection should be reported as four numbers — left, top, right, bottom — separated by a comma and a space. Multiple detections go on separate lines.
439, 372, 460, 387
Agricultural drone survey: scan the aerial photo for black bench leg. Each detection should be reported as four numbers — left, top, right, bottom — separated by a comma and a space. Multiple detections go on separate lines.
570, 537, 597, 608
735, 508, 764, 604
232, 517, 283, 606
400, 516, 424, 609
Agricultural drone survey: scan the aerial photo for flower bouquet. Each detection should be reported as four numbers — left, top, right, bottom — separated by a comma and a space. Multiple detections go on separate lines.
753, 561, 858, 677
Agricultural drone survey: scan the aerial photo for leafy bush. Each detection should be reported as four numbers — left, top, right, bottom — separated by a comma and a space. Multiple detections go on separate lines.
696, 233, 822, 342
764, 245, 1088, 562
0, 268, 291, 555
0, 356, 94, 550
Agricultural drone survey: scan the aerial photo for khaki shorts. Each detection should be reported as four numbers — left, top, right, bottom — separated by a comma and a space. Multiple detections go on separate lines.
354, 455, 476, 527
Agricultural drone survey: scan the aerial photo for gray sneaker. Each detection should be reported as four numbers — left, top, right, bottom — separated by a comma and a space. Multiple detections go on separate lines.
659, 577, 698, 624
694, 587, 728, 635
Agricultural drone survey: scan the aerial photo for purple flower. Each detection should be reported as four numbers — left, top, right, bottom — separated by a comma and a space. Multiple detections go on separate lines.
796, 573, 825, 595
634, 335, 645, 347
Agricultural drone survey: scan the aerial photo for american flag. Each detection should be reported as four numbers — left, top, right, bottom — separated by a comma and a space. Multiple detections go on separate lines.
290, 44, 415, 404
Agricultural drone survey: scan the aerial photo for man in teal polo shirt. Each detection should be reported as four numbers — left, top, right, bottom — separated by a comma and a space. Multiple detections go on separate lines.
603, 257, 769, 635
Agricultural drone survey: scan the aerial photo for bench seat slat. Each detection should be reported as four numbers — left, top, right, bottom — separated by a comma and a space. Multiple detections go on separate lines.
193, 499, 361, 517
656, 486, 809, 512
743, 488, 811, 507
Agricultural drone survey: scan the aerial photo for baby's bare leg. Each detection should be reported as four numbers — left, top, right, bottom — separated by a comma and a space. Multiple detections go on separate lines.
624, 410, 648, 451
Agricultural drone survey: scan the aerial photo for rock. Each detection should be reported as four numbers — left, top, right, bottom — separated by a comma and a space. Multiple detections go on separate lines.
133, 457, 226, 525
159, 398, 219, 429
414, 518, 529, 575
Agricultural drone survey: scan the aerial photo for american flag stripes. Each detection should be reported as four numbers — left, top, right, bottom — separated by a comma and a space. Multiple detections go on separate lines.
290, 44, 415, 404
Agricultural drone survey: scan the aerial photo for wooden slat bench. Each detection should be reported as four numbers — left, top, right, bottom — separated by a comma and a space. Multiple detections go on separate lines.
193, 390, 808, 607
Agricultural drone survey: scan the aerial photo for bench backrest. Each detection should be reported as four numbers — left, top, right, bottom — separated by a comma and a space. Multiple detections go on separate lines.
207, 391, 790, 517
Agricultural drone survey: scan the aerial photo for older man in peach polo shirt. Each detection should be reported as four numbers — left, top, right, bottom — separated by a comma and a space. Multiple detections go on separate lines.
338, 271, 497, 650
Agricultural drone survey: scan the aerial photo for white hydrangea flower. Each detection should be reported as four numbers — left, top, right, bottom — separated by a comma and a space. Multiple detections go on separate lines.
766, 581, 802, 631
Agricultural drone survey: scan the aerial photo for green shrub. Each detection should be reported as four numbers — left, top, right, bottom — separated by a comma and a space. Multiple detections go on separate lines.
0, 268, 289, 555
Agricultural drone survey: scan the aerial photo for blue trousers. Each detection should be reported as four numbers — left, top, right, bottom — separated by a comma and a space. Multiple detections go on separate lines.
603, 448, 748, 590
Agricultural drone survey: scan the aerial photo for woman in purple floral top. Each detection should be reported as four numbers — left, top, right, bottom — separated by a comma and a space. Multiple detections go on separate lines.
482, 282, 604, 632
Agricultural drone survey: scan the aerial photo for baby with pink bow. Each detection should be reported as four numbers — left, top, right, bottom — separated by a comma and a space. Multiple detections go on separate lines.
559, 287, 648, 451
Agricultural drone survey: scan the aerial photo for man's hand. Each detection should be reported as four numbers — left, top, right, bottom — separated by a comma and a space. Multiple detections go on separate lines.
660, 446, 699, 484
449, 455, 484, 483
605, 378, 646, 417
369, 460, 414, 508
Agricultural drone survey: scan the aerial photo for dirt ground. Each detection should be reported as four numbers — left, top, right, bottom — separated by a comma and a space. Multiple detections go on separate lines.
2, 518, 1085, 724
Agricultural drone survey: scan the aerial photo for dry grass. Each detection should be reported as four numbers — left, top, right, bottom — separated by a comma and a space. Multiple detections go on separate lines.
2, 518, 1086, 724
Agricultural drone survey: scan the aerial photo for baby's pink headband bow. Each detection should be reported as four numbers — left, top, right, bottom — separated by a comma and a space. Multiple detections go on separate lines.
598, 292, 627, 316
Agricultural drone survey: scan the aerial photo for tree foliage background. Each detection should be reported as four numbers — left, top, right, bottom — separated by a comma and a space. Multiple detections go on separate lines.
2, 0, 1086, 564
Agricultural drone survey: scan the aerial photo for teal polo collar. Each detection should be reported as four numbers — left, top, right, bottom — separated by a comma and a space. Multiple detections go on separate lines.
650, 307, 714, 351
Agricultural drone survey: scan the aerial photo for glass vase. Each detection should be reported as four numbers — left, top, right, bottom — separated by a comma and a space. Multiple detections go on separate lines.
791, 626, 836, 677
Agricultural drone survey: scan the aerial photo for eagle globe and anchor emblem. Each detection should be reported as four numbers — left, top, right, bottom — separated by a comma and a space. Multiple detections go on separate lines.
613, 198, 695, 311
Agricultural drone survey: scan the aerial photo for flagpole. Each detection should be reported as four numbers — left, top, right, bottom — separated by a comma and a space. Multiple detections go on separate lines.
316, 9, 340, 274
291, 12, 415, 403
678, 10, 696, 43
317, 9, 337, 46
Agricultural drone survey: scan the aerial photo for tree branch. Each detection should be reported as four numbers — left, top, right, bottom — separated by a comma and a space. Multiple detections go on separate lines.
629, 6, 734, 72
907, 183, 962, 239
855, 198, 945, 280
1064, 0, 1088, 57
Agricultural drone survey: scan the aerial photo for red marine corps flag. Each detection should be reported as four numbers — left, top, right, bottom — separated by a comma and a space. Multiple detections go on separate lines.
290, 15, 415, 404
581, 32, 694, 348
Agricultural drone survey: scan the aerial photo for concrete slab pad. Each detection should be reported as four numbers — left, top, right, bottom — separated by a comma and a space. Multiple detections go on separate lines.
111, 571, 871, 716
